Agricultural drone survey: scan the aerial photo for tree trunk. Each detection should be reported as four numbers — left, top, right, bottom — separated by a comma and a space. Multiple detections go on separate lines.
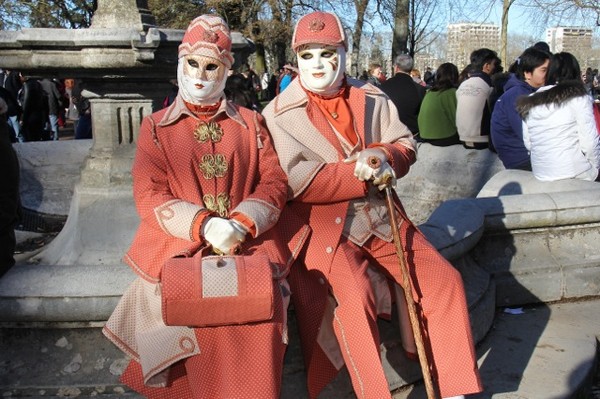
255, 42, 267, 75
268, 0, 293, 70
392, 0, 410, 61
500, 0, 513, 68
351, 0, 370, 78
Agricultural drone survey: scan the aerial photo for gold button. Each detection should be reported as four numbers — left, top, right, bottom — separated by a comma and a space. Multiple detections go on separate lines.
331, 112, 338, 119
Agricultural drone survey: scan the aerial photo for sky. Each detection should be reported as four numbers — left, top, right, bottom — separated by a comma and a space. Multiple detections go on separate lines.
471, 2, 599, 40
358, 0, 598, 44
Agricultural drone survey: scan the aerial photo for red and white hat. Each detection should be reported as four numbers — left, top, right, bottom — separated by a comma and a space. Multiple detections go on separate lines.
292, 11, 347, 52
178, 15, 234, 68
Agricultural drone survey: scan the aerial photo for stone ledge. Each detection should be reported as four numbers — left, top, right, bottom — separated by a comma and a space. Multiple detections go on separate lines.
0, 264, 136, 322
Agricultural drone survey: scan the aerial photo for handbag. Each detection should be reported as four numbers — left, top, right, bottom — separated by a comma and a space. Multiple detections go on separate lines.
161, 251, 275, 327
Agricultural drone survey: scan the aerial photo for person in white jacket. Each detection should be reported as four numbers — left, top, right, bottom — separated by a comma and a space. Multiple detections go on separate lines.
517, 52, 600, 182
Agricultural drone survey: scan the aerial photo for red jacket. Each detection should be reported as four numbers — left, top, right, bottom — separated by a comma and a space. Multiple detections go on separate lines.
125, 96, 294, 281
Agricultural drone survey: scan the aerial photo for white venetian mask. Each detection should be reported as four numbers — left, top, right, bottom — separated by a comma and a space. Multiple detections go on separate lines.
177, 54, 227, 106
297, 44, 346, 95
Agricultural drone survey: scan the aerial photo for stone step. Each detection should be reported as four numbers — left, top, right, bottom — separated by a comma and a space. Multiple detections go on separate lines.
1, 299, 598, 398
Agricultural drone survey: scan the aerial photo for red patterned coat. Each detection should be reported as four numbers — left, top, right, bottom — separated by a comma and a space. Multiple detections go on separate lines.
262, 77, 482, 398
104, 95, 308, 398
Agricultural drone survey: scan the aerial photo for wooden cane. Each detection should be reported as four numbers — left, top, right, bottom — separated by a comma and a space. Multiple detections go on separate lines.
382, 178, 438, 399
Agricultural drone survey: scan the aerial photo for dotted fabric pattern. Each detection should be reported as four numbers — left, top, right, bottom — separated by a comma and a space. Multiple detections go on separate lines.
161, 254, 275, 327
201, 257, 238, 297
125, 101, 288, 281
120, 284, 287, 399
264, 76, 480, 398
292, 11, 346, 51
106, 100, 292, 397
289, 224, 483, 398
103, 278, 199, 386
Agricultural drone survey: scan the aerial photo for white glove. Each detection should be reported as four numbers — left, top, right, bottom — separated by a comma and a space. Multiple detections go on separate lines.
372, 163, 396, 190
202, 217, 247, 254
344, 148, 396, 190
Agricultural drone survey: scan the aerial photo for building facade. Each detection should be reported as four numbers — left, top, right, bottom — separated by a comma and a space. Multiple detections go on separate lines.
546, 27, 593, 67
447, 23, 500, 70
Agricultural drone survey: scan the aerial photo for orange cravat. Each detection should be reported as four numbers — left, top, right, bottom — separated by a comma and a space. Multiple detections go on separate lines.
185, 101, 222, 121
307, 88, 358, 146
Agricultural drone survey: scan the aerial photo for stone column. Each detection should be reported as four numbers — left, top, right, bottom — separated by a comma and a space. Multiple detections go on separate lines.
32, 91, 152, 267
0, 0, 253, 323
91, 0, 156, 31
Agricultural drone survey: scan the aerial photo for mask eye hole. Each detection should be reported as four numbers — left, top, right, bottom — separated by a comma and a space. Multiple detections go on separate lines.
206, 63, 219, 71
187, 59, 199, 68
300, 52, 313, 60
321, 50, 335, 58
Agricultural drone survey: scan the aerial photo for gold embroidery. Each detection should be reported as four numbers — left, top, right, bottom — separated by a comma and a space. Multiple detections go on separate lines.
309, 18, 325, 32
194, 121, 224, 143
203, 193, 230, 217
198, 154, 228, 180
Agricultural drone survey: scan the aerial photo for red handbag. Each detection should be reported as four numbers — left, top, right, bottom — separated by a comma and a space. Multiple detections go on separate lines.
161, 252, 275, 327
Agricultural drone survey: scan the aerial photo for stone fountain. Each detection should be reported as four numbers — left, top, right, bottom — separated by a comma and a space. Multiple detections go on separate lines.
1, 1, 599, 397
0, 0, 254, 322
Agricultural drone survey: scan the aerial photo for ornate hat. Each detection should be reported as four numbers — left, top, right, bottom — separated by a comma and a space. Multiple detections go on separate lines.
292, 11, 347, 52
178, 15, 234, 68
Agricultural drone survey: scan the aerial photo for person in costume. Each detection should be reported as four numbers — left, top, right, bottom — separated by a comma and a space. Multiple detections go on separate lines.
103, 14, 305, 398
262, 11, 483, 399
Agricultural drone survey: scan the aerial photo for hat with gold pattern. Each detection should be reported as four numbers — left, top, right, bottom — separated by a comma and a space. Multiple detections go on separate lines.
179, 15, 234, 68
292, 11, 347, 52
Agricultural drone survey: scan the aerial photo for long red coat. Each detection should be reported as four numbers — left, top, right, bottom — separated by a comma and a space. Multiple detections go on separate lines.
263, 77, 483, 398
104, 95, 308, 398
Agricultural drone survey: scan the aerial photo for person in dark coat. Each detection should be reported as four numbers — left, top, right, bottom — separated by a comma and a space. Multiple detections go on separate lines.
70, 80, 92, 139
0, 98, 21, 278
3, 70, 24, 142
0, 86, 22, 142
379, 53, 427, 135
18, 74, 49, 141
40, 78, 63, 140
491, 47, 551, 170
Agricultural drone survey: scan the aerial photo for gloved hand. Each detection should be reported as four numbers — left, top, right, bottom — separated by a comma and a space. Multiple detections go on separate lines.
202, 217, 247, 255
372, 163, 396, 190
344, 148, 396, 190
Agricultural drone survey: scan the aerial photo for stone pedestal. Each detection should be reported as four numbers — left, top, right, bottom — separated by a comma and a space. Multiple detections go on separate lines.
31, 87, 151, 266
91, 0, 156, 31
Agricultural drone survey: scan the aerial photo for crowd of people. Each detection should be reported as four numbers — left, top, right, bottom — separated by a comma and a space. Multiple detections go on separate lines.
354, 42, 600, 183
0, 72, 91, 142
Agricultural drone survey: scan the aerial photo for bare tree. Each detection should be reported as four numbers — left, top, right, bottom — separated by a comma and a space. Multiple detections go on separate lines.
375, 0, 443, 62
499, 0, 517, 66
0, 0, 31, 29
391, 0, 409, 59
149, 0, 207, 29
407, 0, 443, 56
529, 0, 600, 27
346, 0, 371, 77
0, 0, 97, 29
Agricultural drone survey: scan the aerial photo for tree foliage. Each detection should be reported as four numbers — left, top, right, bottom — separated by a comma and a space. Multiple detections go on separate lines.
148, 0, 207, 29
0, 0, 598, 77
0, 0, 96, 29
